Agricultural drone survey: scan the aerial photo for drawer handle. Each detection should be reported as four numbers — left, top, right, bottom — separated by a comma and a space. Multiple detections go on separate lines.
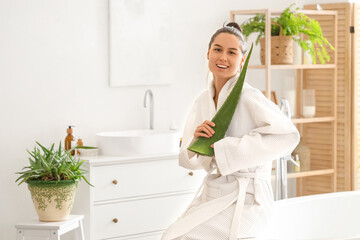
188, 172, 194, 176
112, 180, 118, 185
113, 218, 118, 223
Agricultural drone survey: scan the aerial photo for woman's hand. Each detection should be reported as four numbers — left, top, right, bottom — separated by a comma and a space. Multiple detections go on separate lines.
194, 120, 215, 158
194, 120, 215, 139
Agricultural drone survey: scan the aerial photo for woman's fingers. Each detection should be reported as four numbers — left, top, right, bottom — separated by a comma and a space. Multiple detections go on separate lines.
204, 120, 215, 127
203, 121, 215, 135
194, 121, 215, 139
203, 123, 215, 135
199, 126, 213, 137
194, 132, 210, 139
198, 121, 215, 136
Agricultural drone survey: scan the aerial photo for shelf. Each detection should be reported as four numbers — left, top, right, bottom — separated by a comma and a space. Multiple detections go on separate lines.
248, 65, 266, 69
235, 7, 338, 196
291, 116, 335, 124
248, 64, 336, 69
287, 168, 335, 179
231, 9, 337, 16
271, 168, 335, 180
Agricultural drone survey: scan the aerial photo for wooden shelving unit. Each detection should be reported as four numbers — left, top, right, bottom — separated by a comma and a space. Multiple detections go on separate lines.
248, 64, 336, 69
302, 2, 360, 194
271, 168, 335, 181
231, 9, 338, 197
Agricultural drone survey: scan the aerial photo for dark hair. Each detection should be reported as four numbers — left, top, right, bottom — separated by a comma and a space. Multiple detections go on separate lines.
208, 22, 247, 54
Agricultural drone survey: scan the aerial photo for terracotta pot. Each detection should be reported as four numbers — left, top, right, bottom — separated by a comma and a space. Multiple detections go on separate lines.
27, 180, 77, 222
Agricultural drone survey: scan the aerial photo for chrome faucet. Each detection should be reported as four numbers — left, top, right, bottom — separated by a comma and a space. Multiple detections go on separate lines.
143, 89, 154, 130
275, 98, 299, 200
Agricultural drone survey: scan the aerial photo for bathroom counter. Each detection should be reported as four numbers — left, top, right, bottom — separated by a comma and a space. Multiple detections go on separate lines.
81, 153, 178, 165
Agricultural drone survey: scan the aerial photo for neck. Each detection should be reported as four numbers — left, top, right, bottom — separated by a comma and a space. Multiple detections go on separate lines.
212, 74, 236, 98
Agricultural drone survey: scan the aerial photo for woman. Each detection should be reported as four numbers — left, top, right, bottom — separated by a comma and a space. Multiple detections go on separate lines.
162, 23, 300, 240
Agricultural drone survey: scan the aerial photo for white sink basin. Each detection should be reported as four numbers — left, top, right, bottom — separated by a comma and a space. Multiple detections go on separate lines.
97, 129, 181, 156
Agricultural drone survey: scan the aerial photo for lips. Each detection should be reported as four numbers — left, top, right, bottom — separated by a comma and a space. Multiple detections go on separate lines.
216, 64, 229, 69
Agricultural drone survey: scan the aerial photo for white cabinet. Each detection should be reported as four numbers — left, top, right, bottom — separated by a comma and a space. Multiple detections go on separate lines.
72, 154, 207, 240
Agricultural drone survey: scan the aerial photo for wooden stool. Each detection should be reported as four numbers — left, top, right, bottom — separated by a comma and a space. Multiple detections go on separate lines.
15, 215, 84, 240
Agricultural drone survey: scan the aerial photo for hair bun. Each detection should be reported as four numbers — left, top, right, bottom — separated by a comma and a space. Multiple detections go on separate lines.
225, 22, 242, 32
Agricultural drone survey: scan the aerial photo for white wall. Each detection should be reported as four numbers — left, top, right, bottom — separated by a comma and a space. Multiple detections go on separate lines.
1, 0, 308, 238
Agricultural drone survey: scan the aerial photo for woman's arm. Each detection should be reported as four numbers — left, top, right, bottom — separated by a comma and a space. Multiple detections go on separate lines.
178, 97, 214, 171
214, 88, 301, 176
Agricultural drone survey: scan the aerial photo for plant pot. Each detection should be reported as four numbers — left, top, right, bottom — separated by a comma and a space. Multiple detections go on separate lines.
27, 180, 77, 222
259, 23, 293, 65
259, 36, 293, 65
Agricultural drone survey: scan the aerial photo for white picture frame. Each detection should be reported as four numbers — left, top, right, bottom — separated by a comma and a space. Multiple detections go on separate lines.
109, 0, 173, 87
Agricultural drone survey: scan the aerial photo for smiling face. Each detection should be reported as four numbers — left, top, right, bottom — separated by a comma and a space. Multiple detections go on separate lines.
207, 33, 245, 82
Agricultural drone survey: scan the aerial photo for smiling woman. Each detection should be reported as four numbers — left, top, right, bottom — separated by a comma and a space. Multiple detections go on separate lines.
161, 22, 300, 240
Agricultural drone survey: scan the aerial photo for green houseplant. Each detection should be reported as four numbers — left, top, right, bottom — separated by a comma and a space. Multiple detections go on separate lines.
240, 3, 335, 64
16, 141, 96, 221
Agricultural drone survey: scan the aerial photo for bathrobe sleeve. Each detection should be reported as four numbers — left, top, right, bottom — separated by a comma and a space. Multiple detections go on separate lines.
178, 96, 214, 171
214, 88, 300, 176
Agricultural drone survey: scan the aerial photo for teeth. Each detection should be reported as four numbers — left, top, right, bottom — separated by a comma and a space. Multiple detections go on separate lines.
217, 64, 228, 69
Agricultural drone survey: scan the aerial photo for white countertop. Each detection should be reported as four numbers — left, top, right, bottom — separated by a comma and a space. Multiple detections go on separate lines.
80, 152, 179, 165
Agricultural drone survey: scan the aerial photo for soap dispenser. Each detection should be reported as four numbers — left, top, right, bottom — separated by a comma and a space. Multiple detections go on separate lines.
76, 137, 83, 155
65, 126, 76, 156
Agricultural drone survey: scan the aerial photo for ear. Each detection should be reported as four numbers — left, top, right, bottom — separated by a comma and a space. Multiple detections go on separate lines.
207, 50, 210, 60
239, 55, 246, 72
241, 54, 246, 64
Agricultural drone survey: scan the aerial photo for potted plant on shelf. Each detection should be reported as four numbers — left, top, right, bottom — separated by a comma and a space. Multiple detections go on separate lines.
15, 141, 96, 222
240, 3, 335, 65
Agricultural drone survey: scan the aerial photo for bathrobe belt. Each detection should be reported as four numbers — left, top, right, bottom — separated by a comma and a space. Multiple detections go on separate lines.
161, 167, 268, 240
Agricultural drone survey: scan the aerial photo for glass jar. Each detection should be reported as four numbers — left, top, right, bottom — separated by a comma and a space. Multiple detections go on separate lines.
302, 89, 316, 118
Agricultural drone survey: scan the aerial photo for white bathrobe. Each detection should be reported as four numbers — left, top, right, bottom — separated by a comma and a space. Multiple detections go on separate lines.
162, 73, 300, 240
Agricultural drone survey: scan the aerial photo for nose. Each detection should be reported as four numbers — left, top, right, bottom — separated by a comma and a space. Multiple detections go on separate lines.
219, 52, 227, 62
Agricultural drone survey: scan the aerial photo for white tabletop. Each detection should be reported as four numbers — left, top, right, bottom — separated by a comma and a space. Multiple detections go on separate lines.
15, 215, 84, 230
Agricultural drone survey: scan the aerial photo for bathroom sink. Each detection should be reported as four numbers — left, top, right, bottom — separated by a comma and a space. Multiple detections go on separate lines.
97, 129, 181, 156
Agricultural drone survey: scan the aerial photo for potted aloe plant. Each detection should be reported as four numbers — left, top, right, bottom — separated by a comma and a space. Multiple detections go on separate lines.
15, 141, 96, 222
240, 3, 335, 64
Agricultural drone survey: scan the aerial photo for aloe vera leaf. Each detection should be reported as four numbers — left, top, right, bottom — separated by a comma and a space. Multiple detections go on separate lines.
187, 43, 254, 157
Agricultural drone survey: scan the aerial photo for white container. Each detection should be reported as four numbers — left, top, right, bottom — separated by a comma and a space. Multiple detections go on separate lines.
303, 106, 316, 118
303, 41, 313, 65
293, 41, 302, 65
302, 89, 316, 118
303, 51, 313, 64
284, 90, 296, 117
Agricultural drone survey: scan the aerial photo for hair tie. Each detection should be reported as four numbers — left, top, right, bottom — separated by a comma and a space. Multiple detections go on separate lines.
225, 25, 242, 33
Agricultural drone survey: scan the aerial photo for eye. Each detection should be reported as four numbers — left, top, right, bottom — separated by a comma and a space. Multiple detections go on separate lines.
229, 51, 237, 55
214, 48, 221, 52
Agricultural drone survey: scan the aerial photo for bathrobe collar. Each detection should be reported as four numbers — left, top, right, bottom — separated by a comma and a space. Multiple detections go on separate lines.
208, 72, 241, 116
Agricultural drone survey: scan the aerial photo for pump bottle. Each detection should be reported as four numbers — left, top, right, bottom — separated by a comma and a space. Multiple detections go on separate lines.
65, 126, 76, 156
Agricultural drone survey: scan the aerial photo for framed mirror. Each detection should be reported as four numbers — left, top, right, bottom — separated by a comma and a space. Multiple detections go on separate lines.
109, 0, 173, 87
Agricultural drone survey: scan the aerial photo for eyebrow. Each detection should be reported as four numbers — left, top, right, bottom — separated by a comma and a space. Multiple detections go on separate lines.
214, 44, 239, 51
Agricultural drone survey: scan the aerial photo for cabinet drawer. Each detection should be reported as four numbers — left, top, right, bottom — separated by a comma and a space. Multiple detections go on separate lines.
110, 233, 163, 240
92, 159, 206, 201
93, 193, 194, 240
